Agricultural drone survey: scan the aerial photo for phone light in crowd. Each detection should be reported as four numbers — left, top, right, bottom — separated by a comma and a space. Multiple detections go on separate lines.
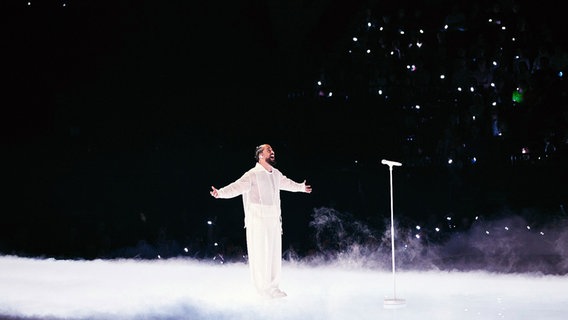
559, 71, 563, 78
352, 37, 358, 42
367, 49, 371, 54
439, 74, 445, 79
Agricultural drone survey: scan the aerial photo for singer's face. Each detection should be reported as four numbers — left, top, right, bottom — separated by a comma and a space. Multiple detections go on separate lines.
261, 145, 276, 165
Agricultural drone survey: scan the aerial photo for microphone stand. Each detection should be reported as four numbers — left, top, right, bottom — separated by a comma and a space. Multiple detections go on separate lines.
381, 159, 406, 308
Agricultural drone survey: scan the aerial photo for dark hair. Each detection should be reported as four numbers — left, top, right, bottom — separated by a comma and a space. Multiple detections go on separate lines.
254, 144, 265, 161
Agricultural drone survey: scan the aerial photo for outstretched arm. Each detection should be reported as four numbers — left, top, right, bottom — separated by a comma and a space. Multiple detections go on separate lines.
209, 171, 252, 199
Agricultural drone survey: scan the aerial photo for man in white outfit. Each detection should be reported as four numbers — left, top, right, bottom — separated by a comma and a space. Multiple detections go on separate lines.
210, 144, 312, 298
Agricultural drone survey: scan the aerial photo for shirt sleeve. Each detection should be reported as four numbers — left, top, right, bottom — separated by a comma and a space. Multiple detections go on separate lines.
216, 171, 253, 199
278, 172, 306, 193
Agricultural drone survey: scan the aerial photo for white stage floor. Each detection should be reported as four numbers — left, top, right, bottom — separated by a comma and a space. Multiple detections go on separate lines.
1, 255, 567, 320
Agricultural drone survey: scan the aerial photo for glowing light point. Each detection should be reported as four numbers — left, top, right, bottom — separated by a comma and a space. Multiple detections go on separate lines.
207, 220, 213, 225
184, 248, 189, 252
435, 227, 440, 232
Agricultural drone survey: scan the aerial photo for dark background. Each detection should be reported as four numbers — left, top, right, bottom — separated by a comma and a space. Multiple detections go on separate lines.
2, 0, 567, 261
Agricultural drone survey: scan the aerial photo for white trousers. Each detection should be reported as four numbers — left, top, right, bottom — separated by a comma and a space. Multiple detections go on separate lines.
245, 204, 282, 295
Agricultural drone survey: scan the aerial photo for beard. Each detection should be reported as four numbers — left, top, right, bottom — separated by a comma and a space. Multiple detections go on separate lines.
266, 155, 276, 166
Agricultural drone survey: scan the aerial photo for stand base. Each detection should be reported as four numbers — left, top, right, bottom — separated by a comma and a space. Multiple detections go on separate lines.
384, 298, 407, 309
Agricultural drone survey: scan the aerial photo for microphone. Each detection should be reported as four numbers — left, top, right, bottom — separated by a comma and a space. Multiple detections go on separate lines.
381, 159, 402, 167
